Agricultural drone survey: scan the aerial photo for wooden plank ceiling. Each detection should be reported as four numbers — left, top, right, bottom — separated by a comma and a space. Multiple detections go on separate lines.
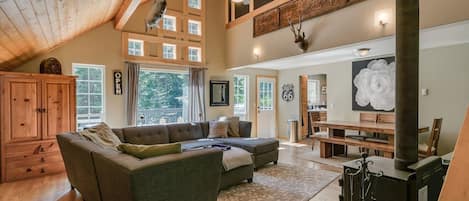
0, 0, 124, 70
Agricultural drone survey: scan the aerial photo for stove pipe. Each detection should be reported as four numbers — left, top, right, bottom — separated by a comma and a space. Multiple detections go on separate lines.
395, 0, 420, 170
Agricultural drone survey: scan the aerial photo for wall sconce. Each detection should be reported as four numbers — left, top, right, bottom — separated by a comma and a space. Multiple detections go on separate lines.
375, 10, 390, 26
253, 47, 261, 60
355, 48, 371, 57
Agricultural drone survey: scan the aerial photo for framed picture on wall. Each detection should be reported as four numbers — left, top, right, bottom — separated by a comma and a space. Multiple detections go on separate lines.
352, 56, 395, 112
210, 80, 229, 106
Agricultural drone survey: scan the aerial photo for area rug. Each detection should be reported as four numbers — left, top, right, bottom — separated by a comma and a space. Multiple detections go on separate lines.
217, 163, 340, 201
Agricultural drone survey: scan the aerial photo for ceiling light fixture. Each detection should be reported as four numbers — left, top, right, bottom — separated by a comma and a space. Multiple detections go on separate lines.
355, 48, 371, 57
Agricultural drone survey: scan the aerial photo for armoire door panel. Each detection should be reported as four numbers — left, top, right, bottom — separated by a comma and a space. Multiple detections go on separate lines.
42, 81, 72, 139
2, 79, 42, 143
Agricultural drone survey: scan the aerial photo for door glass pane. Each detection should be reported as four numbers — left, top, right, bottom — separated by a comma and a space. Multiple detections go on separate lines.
259, 80, 273, 111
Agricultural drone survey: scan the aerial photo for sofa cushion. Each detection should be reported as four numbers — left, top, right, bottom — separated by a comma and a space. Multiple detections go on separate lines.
122, 125, 169, 145
180, 139, 223, 151
219, 116, 240, 137
167, 123, 204, 142
208, 121, 229, 138
117, 143, 182, 159
217, 138, 279, 155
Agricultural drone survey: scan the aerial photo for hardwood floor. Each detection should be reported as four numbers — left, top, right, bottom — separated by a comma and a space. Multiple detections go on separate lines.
0, 140, 341, 201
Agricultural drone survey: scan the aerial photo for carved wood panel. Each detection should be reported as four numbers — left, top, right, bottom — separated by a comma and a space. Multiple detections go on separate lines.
253, 9, 280, 37
254, 0, 365, 37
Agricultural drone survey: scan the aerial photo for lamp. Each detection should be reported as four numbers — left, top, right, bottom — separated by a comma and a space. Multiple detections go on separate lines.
355, 48, 371, 57
253, 47, 261, 60
375, 10, 390, 26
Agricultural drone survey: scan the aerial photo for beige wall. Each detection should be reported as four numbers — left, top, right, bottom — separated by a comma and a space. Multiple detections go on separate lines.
12, 0, 277, 133
277, 43, 469, 155
13, 23, 126, 128
226, 0, 469, 68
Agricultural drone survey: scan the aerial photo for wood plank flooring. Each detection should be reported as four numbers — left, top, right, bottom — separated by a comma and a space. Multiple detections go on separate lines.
0, 140, 341, 201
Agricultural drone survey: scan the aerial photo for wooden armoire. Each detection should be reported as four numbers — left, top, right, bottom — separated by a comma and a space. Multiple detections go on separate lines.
0, 71, 76, 182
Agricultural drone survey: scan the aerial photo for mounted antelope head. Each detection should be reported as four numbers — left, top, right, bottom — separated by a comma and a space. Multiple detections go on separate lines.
288, 14, 309, 52
145, 0, 167, 32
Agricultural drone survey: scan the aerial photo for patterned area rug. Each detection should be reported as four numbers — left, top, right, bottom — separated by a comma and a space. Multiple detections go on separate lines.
217, 163, 340, 201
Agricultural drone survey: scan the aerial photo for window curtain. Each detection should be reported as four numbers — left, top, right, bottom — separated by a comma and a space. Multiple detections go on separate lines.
188, 68, 206, 122
125, 62, 140, 126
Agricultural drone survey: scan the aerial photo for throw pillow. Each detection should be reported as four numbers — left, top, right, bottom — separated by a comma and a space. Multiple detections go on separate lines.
117, 143, 182, 159
78, 122, 122, 150
219, 116, 240, 137
208, 121, 229, 138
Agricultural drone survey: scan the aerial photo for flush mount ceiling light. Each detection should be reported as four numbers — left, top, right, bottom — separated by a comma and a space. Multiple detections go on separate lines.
355, 48, 371, 57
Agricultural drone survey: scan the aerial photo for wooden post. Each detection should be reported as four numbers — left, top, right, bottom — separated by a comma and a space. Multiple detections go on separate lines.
394, 0, 420, 170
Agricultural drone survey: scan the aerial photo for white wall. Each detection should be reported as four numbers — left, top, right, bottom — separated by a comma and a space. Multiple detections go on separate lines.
277, 43, 469, 155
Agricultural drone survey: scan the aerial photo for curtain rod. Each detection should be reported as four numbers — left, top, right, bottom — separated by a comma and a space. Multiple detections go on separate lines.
124, 61, 208, 70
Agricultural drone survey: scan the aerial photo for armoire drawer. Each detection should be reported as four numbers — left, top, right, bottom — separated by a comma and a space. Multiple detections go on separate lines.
5, 140, 60, 158
6, 152, 63, 169
5, 162, 65, 181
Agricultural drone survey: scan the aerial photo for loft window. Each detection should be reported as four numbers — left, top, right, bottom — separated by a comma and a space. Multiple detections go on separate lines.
188, 47, 201, 62
188, 0, 201, 9
188, 20, 201, 36
128, 39, 144, 56
163, 43, 176, 60
72, 64, 105, 130
162, 15, 177, 31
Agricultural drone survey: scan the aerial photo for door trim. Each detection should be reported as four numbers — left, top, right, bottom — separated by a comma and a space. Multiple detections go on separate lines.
255, 75, 278, 139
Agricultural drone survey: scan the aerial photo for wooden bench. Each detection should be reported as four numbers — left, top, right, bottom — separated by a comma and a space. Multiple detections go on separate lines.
313, 136, 394, 158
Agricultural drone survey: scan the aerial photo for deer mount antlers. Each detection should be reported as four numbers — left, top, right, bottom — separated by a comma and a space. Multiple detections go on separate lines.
288, 14, 309, 52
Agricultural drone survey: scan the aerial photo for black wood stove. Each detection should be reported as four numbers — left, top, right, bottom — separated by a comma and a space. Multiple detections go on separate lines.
339, 155, 445, 201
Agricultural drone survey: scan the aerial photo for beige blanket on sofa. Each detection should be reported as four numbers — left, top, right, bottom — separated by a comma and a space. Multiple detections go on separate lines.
222, 147, 253, 171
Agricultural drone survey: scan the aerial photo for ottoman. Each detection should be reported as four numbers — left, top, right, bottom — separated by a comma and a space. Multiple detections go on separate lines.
219, 147, 254, 190
217, 138, 279, 168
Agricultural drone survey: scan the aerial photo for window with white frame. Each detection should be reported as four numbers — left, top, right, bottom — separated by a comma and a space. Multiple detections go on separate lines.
163, 43, 176, 59
188, 47, 201, 62
162, 15, 177, 32
188, 20, 201, 36
308, 79, 320, 105
73, 64, 105, 130
188, 0, 201, 9
137, 69, 189, 125
234, 75, 248, 120
128, 39, 144, 56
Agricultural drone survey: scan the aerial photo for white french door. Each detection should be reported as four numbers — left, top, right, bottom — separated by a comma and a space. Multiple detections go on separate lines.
256, 76, 277, 138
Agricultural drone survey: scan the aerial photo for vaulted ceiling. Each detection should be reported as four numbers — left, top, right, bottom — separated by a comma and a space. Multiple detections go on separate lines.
0, 0, 131, 70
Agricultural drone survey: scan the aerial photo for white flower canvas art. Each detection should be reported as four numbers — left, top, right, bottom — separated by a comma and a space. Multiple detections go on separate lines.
352, 57, 395, 112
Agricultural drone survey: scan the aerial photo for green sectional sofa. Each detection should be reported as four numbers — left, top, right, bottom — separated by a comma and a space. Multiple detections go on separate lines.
57, 121, 279, 201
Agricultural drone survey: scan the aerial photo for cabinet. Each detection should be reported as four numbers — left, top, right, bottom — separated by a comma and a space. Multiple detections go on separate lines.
0, 72, 76, 182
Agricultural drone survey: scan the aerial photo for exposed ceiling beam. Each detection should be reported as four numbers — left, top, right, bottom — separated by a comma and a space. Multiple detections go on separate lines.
114, 0, 150, 30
